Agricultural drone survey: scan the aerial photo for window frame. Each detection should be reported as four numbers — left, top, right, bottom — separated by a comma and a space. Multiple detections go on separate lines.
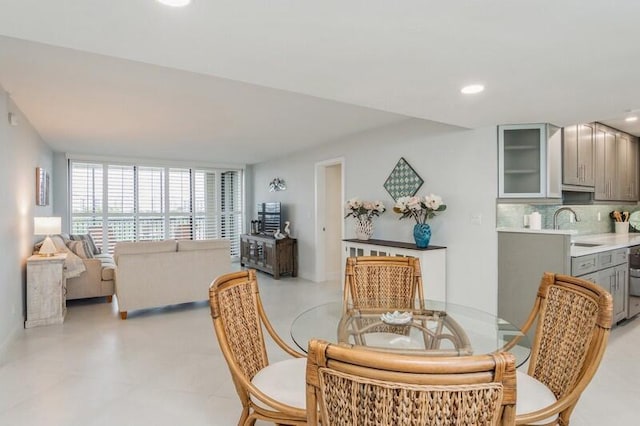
68, 157, 244, 259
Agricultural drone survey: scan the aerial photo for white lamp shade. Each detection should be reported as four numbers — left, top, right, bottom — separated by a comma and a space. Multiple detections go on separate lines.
34, 217, 61, 236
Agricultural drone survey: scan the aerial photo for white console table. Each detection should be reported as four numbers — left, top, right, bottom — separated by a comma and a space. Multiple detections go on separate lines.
25, 254, 67, 328
342, 239, 447, 302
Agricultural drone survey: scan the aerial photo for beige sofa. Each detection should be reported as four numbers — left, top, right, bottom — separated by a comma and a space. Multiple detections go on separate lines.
114, 239, 231, 319
36, 234, 115, 302
66, 254, 116, 301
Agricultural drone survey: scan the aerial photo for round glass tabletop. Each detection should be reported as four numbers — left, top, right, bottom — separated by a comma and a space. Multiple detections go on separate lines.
290, 300, 531, 366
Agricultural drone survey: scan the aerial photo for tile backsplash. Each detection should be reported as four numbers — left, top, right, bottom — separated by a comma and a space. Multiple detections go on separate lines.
496, 203, 640, 235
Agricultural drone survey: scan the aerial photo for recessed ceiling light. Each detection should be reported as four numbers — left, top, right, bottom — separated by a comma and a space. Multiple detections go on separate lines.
460, 84, 485, 95
625, 116, 638, 122
156, 0, 191, 7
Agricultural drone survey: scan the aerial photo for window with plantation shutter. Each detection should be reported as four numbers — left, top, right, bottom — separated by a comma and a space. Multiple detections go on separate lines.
70, 162, 105, 252
69, 159, 243, 259
138, 166, 165, 242
168, 168, 193, 240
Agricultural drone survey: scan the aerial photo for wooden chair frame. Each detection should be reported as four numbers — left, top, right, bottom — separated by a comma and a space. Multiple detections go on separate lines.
306, 339, 517, 425
343, 256, 444, 351
337, 306, 473, 356
515, 272, 613, 426
209, 270, 307, 426
343, 256, 425, 310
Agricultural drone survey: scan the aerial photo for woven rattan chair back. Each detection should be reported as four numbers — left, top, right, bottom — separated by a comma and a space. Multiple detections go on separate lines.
344, 256, 424, 310
210, 269, 306, 425
306, 339, 517, 426
517, 272, 613, 425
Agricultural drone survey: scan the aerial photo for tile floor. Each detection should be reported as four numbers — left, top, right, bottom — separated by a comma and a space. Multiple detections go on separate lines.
0, 272, 638, 425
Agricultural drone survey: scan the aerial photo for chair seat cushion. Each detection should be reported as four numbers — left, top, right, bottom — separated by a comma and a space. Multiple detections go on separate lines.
516, 371, 559, 425
250, 357, 306, 410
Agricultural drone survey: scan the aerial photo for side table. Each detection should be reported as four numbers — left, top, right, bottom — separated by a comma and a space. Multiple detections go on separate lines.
25, 254, 67, 328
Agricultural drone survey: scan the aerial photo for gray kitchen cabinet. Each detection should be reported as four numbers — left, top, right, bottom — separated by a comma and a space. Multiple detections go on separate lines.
498, 230, 572, 340
594, 123, 639, 201
574, 248, 628, 324
596, 264, 627, 323
594, 124, 618, 200
563, 123, 595, 189
616, 132, 639, 201
498, 123, 562, 199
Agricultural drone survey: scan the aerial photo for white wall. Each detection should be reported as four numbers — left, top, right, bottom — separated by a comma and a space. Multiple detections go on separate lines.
252, 119, 499, 313
0, 88, 53, 355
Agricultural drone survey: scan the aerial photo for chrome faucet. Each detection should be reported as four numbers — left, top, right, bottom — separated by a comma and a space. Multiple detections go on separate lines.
553, 207, 579, 230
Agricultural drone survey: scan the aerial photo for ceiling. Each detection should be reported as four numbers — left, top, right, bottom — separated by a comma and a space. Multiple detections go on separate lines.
1, 1, 640, 164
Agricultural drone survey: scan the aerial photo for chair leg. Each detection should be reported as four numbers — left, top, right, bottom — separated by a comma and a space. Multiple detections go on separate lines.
120, 311, 127, 320
106, 295, 113, 303
242, 413, 257, 426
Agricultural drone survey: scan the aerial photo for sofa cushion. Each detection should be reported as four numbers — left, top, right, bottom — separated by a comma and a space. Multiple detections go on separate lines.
114, 240, 177, 263
177, 239, 229, 251
67, 240, 94, 259
71, 234, 101, 255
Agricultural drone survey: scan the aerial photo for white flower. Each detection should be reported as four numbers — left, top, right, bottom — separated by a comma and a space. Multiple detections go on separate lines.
394, 196, 411, 212
425, 194, 443, 210
346, 198, 362, 210
407, 196, 422, 211
373, 201, 385, 212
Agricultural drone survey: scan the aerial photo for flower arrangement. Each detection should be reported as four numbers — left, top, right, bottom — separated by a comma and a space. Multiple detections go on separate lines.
393, 194, 447, 224
344, 198, 386, 222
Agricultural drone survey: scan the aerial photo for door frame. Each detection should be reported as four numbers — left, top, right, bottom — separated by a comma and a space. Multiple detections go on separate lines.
314, 157, 345, 282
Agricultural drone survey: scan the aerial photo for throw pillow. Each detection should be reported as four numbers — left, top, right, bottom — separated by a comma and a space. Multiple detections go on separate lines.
71, 234, 101, 255
66, 240, 94, 259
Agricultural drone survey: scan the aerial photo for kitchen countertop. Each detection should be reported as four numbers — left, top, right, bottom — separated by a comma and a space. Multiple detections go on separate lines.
496, 227, 577, 235
570, 233, 640, 257
496, 227, 640, 257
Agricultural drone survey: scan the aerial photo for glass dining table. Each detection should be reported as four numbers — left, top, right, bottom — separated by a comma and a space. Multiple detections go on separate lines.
290, 299, 531, 366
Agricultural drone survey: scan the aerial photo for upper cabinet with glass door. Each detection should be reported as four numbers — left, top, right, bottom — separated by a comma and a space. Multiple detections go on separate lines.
498, 124, 562, 199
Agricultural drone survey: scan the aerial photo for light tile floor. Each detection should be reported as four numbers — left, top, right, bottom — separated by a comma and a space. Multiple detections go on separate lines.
0, 272, 638, 425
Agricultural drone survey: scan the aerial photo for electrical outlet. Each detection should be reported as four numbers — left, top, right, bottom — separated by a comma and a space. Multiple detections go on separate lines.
597, 212, 601, 221
471, 213, 482, 225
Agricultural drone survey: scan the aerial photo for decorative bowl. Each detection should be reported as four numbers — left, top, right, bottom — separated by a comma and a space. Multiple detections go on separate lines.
380, 311, 413, 325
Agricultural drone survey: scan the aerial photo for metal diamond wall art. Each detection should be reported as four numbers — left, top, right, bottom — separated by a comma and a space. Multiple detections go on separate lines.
383, 157, 424, 201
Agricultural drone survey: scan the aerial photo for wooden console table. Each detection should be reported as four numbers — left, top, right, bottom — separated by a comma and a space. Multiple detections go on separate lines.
342, 239, 447, 302
241, 234, 298, 279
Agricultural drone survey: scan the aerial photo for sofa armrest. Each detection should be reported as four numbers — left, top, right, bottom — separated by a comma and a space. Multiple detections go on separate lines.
82, 258, 103, 282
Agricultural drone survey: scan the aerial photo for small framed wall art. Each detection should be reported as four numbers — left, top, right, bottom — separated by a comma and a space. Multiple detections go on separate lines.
383, 157, 424, 201
36, 167, 50, 206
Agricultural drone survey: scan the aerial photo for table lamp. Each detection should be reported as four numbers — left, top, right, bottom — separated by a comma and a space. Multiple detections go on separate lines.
34, 217, 61, 256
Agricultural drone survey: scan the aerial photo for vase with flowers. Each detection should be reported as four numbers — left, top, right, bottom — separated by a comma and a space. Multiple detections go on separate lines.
393, 194, 446, 248
345, 198, 386, 240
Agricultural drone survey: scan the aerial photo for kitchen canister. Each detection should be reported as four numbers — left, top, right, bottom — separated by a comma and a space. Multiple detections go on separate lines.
615, 222, 629, 234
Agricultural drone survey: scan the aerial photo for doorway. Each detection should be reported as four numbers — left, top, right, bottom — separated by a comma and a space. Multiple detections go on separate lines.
314, 158, 344, 282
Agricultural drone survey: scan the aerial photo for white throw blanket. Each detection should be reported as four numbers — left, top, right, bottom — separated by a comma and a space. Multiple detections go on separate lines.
49, 235, 86, 278
63, 249, 86, 278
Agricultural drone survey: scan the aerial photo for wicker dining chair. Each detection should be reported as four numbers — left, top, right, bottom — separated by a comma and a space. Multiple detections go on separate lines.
514, 272, 613, 426
306, 339, 517, 425
209, 270, 307, 426
343, 256, 428, 348
343, 256, 425, 310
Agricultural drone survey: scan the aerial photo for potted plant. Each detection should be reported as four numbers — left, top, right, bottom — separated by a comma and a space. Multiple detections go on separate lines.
393, 194, 446, 248
344, 198, 386, 240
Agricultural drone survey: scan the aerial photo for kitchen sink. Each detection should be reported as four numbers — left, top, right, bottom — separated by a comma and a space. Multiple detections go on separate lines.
571, 242, 602, 247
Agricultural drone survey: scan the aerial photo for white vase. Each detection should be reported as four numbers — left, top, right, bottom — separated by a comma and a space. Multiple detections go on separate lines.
354, 219, 373, 240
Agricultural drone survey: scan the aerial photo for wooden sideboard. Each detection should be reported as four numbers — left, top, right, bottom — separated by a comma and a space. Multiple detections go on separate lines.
241, 234, 298, 279
342, 239, 447, 302
25, 254, 67, 328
